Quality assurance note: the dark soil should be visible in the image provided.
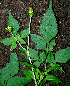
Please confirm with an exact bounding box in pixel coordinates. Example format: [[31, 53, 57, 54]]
[[0, 0, 70, 86]]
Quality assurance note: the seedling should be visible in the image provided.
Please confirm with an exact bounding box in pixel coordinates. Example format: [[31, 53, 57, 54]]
[[0, 0, 70, 86]]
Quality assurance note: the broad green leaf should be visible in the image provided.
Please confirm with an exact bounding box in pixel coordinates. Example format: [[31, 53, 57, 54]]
[[21, 28, 29, 38], [7, 76, 29, 86], [30, 34, 46, 50], [29, 48, 39, 60], [10, 52, 18, 62], [0, 53, 19, 85], [0, 38, 12, 46], [42, 74, 63, 84], [0, 53, 19, 79], [33, 61, 41, 67], [8, 11, 20, 35], [11, 41, 17, 50], [39, 51, 46, 62], [18, 61, 34, 68], [11, 35, 16, 41], [55, 47, 70, 63], [6, 53, 19, 76], [48, 40, 56, 51], [39, 0, 58, 44], [15, 34, 26, 44], [19, 48, 28, 58], [6, 62, 19, 76], [10, 35, 17, 50], [47, 51, 54, 63], [0, 75, 10, 85], [21, 69, 34, 81]]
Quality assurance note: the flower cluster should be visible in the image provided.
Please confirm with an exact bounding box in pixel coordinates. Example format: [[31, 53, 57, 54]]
[[6, 26, 12, 32]]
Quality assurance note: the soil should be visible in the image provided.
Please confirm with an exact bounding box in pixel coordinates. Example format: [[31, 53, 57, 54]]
[[0, 0, 70, 86]]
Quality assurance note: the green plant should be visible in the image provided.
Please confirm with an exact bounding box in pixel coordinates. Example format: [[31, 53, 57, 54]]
[[0, 0, 70, 86]]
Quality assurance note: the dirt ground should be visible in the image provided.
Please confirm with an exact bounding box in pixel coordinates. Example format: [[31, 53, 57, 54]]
[[0, 0, 70, 86]]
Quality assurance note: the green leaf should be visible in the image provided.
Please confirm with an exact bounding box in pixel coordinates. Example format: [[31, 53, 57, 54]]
[[21, 28, 29, 38], [44, 64, 59, 74], [0, 53, 19, 81], [0, 38, 12, 46], [0, 33, 26, 50], [43, 74, 63, 84], [6, 62, 19, 76], [21, 69, 34, 81], [30, 34, 46, 50], [0, 53, 19, 85], [10, 52, 18, 62], [6, 53, 19, 76], [10, 35, 17, 50], [39, 51, 46, 62], [45, 63, 64, 75], [29, 48, 39, 60], [50, 63, 60, 71], [8, 10, 20, 35], [7, 76, 29, 86], [0, 75, 6, 85], [33, 61, 41, 67], [15, 34, 26, 44], [18, 61, 34, 68], [0, 82, 3, 86], [55, 47, 70, 63], [39, 0, 58, 44], [0, 71, 11, 83], [48, 40, 56, 51], [11, 41, 17, 50], [19, 48, 28, 58], [47, 51, 54, 63]]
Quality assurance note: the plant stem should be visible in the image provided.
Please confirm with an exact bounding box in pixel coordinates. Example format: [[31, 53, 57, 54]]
[[45, 43, 49, 71], [27, 16, 37, 86], [11, 33, 25, 50], [27, 16, 31, 64]]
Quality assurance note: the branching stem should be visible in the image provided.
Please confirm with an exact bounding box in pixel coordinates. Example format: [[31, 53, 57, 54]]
[[11, 33, 25, 50]]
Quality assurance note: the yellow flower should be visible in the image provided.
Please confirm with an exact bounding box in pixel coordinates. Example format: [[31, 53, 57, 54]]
[[6, 26, 12, 32]]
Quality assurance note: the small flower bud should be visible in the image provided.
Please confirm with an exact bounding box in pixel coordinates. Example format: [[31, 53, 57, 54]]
[[27, 8, 36, 17], [28, 8, 33, 17]]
